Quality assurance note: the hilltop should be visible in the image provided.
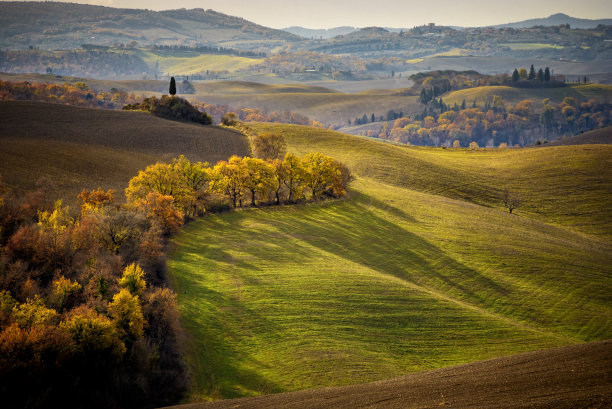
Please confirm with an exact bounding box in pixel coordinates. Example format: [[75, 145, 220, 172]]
[[0, 100, 250, 201]]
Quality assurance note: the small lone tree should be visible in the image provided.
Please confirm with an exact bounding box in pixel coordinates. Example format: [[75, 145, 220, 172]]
[[169, 77, 176, 96], [502, 189, 522, 214]]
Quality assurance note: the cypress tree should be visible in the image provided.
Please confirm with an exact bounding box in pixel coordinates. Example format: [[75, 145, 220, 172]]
[[528, 65, 535, 80], [169, 76, 176, 95], [537, 68, 544, 81], [544, 67, 551, 82], [512, 68, 519, 82]]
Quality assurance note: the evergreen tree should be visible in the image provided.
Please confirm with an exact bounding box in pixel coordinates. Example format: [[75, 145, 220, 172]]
[[169, 77, 176, 96], [528, 65, 536, 80], [537, 68, 544, 81], [544, 67, 551, 82], [461, 99, 466, 110], [371, 113, 376, 123], [512, 68, 519, 82]]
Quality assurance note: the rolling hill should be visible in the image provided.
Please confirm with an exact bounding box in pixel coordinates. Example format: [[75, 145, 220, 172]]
[[167, 123, 612, 399], [442, 84, 612, 106], [0, 101, 250, 201], [542, 126, 612, 146], [0, 1, 300, 50]]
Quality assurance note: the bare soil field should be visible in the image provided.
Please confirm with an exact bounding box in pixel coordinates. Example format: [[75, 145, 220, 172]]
[[542, 126, 612, 146], [166, 340, 611, 409], [0, 101, 249, 201]]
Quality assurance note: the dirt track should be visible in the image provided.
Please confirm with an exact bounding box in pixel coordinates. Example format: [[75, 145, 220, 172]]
[[166, 340, 611, 409]]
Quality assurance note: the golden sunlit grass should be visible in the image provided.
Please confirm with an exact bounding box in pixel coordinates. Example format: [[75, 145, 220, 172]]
[[443, 84, 612, 105]]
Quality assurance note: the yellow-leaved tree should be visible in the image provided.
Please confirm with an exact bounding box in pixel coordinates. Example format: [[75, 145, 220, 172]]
[[107, 289, 144, 345], [118, 263, 147, 296]]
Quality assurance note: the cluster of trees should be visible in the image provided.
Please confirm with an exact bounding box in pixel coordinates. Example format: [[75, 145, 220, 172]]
[[127, 147, 352, 212], [0, 80, 138, 109], [0, 50, 149, 78], [509, 65, 565, 88], [123, 96, 212, 125], [213, 107, 313, 127], [368, 96, 612, 147], [0, 177, 188, 408], [351, 109, 404, 126]]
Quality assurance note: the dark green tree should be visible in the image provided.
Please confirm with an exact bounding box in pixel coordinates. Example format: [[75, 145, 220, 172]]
[[537, 68, 544, 81], [169, 77, 176, 96], [528, 65, 536, 80], [512, 68, 519, 82], [544, 67, 551, 82], [371, 113, 376, 123]]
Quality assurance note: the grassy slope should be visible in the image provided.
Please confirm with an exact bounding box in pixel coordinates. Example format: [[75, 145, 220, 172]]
[[443, 84, 612, 105], [168, 124, 612, 399], [543, 125, 612, 146], [134, 50, 261, 75], [0, 101, 250, 201]]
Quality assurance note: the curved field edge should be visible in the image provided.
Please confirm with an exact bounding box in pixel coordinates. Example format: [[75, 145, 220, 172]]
[[168, 340, 612, 409], [169, 177, 611, 399]]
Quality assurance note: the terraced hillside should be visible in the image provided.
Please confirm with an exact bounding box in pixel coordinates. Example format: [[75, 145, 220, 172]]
[[168, 123, 612, 399], [0, 101, 250, 201]]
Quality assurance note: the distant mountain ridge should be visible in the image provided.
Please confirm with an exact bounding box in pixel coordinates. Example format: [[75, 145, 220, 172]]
[[284, 13, 611, 37], [493, 13, 612, 29]]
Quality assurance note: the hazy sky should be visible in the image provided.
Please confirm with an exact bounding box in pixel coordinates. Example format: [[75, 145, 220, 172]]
[[8, 0, 612, 28]]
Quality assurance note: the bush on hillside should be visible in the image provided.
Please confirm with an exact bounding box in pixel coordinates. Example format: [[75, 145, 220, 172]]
[[123, 95, 212, 125]]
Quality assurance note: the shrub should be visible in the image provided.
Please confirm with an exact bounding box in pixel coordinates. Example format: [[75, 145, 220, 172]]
[[123, 96, 212, 125]]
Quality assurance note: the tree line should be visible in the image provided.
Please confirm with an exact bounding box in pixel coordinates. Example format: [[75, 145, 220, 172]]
[[126, 143, 352, 215], [0, 80, 138, 110]]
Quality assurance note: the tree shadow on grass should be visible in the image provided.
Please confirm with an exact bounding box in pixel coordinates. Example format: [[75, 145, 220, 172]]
[[267, 193, 510, 303]]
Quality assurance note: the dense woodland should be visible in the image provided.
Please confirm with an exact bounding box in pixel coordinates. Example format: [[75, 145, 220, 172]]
[[364, 96, 612, 147]]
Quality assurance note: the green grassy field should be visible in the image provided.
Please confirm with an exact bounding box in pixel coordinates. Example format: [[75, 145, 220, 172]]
[[168, 123, 612, 400], [134, 50, 262, 75], [443, 84, 612, 106], [500, 43, 565, 50]]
